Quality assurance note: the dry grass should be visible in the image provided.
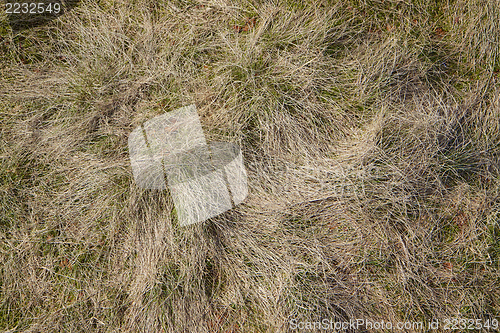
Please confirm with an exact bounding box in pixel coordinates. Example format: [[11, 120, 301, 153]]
[[1, 0, 500, 332]]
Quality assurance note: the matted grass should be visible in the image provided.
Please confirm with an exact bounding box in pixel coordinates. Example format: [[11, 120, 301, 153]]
[[1, 0, 499, 332]]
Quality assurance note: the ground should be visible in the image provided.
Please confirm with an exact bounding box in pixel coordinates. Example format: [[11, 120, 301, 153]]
[[0, 0, 499, 332]]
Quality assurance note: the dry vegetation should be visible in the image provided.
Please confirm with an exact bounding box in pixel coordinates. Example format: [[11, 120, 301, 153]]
[[1, 0, 500, 332]]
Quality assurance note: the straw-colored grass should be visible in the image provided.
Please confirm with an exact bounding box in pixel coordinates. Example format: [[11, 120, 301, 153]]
[[1, 0, 499, 332]]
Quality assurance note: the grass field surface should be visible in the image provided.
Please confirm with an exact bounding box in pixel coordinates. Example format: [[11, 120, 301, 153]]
[[1, 0, 499, 332]]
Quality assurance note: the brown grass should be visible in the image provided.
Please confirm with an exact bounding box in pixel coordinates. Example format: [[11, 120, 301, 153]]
[[1, 0, 500, 332]]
